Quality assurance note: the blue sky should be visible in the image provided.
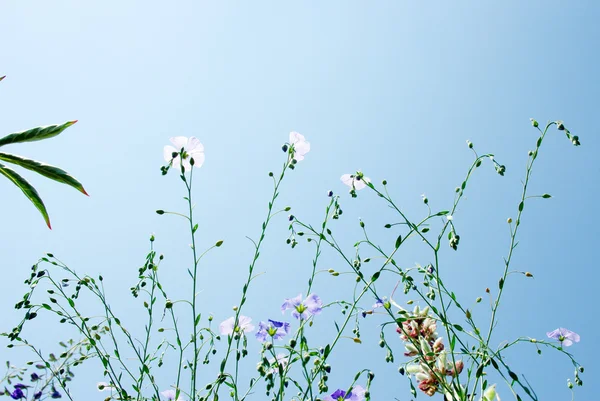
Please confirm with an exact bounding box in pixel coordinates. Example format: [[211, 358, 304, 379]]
[[1, 1, 598, 400]]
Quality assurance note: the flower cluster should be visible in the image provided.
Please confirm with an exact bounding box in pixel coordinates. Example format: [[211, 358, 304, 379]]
[[3, 383, 62, 400], [398, 306, 463, 397]]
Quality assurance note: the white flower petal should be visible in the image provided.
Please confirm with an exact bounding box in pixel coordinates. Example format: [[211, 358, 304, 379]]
[[189, 150, 205, 168], [353, 177, 370, 190], [340, 174, 355, 187], [164, 145, 178, 162], [170, 136, 188, 150], [187, 137, 204, 153], [289, 132, 305, 144], [219, 317, 235, 335]]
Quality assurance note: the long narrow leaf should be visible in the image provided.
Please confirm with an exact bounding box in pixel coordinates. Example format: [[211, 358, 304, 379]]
[[0, 152, 88, 195], [0, 120, 77, 148], [0, 162, 51, 229]]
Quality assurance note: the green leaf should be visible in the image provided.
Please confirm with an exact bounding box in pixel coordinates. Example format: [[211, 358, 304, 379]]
[[0, 152, 88, 195], [395, 235, 402, 248], [0, 120, 77, 148], [0, 162, 51, 228], [0, 75, 5, 82]]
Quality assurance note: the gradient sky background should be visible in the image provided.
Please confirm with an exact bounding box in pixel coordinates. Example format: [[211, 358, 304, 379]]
[[1, 1, 598, 400]]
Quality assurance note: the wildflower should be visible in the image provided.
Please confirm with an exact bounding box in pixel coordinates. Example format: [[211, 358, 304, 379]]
[[340, 173, 371, 191], [482, 384, 499, 401], [219, 315, 255, 336], [255, 319, 290, 342], [323, 385, 366, 401], [281, 293, 323, 319], [289, 132, 310, 161], [161, 389, 185, 401], [163, 136, 205, 171], [546, 327, 580, 346], [30, 373, 39, 381], [10, 386, 25, 400], [268, 353, 289, 375], [372, 297, 386, 309]]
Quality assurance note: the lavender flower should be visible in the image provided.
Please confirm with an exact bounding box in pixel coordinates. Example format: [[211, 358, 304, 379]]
[[268, 353, 289, 375], [219, 315, 255, 336], [323, 385, 366, 401], [281, 294, 323, 320], [547, 327, 580, 347], [255, 319, 290, 342], [161, 389, 185, 401]]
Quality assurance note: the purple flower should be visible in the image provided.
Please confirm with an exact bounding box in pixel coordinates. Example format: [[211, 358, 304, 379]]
[[362, 297, 386, 318], [255, 319, 290, 342], [30, 372, 40, 381], [50, 387, 62, 398], [281, 294, 322, 320], [323, 385, 366, 401], [13, 384, 27, 390], [34, 392, 42, 400], [10, 387, 25, 400], [547, 327, 580, 347]]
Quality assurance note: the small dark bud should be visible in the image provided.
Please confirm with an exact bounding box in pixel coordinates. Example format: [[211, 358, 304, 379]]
[[288, 215, 294, 221], [156, 210, 165, 215], [327, 190, 333, 197], [282, 144, 289, 152], [530, 118, 538, 128], [556, 121, 565, 130], [171, 152, 178, 159]]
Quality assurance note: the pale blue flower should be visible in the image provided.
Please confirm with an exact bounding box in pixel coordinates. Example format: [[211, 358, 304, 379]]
[[546, 327, 580, 347], [281, 294, 322, 320]]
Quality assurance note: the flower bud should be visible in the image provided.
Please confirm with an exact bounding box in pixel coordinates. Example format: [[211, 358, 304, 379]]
[[556, 121, 565, 130], [282, 144, 289, 152], [466, 140, 473, 148], [530, 118, 539, 128]]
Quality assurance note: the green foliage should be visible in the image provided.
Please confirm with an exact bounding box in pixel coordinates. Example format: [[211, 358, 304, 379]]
[[0, 76, 87, 229]]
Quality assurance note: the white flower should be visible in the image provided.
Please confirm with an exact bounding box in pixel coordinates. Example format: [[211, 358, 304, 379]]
[[289, 132, 310, 161], [97, 382, 112, 392], [340, 173, 371, 190], [268, 353, 289, 374], [219, 315, 255, 335], [482, 384, 500, 401], [163, 136, 205, 171], [161, 389, 185, 401]]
